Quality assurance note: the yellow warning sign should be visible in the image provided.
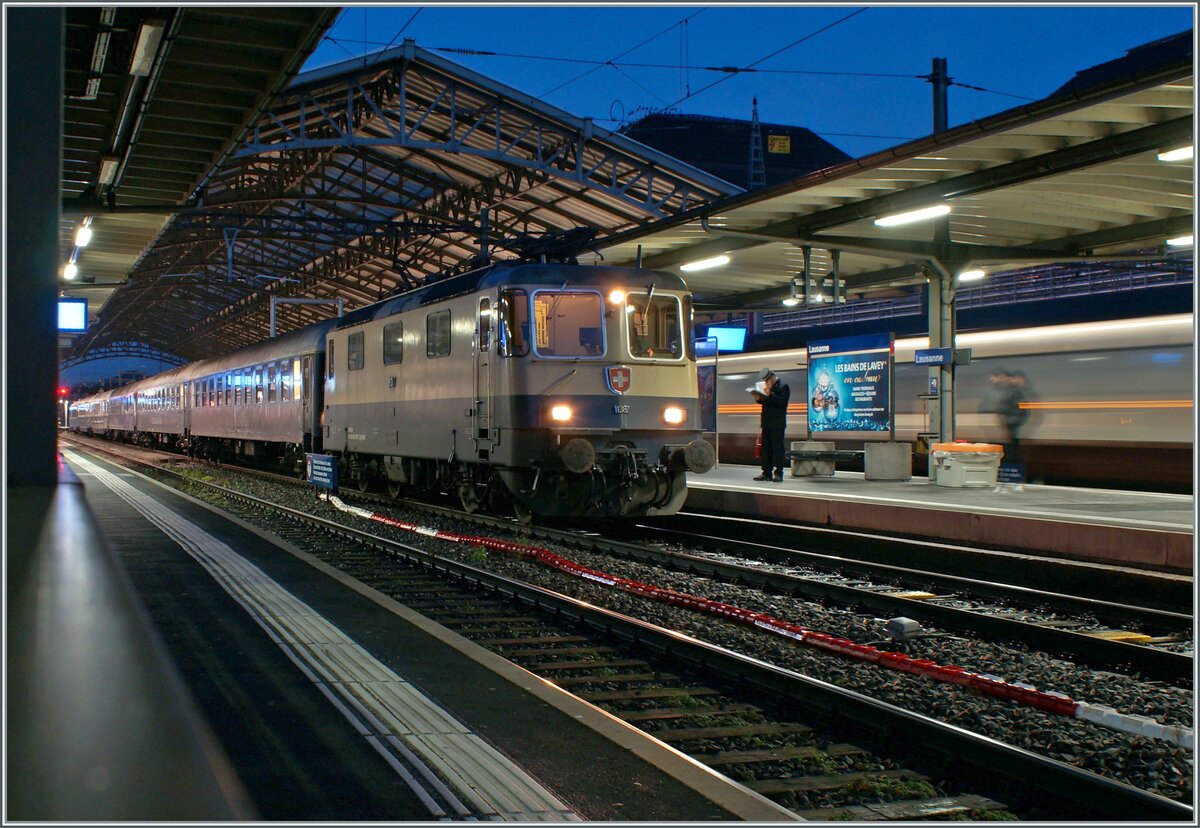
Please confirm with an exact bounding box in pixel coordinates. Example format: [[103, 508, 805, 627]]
[[767, 134, 791, 154]]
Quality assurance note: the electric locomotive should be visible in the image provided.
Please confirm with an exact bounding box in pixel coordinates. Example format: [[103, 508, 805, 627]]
[[323, 261, 715, 518]]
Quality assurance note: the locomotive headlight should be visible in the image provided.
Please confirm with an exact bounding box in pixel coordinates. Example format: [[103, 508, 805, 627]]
[[608, 289, 626, 305], [663, 405, 687, 425], [550, 404, 573, 422]]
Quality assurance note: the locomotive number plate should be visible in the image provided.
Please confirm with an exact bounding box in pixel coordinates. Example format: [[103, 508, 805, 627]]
[[612, 404, 631, 415]]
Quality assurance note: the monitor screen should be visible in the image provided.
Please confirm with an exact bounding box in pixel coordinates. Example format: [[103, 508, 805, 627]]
[[58, 299, 87, 332], [704, 326, 747, 352]]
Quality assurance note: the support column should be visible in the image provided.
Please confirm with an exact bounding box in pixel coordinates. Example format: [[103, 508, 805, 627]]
[[6, 8, 63, 487], [925, 270, 943, 443], [939, 269, 956, 442]]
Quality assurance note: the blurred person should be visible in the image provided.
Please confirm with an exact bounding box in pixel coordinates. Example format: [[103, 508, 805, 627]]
[[983, 368, 1031, 492]]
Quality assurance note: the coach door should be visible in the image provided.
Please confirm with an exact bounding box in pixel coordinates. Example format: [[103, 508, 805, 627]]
[[473, 297, 494, 455]]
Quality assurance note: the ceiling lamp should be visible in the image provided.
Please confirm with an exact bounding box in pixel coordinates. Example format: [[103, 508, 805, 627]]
[[1166, 234, 1193, 247], [63, 262, 78, 281], [1156, 145, 1193, 162], [874, 204, 951, 227], [781, 277, 801, 306], [75, 221, 93, 247], [957, 269, 985, 283], [680, 254, 730, 272], [129, 20, 165, 77], [98, 155, 120, 185]]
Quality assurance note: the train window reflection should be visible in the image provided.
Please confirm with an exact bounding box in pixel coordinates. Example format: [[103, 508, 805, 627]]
[[531, 290, 604, 358], [383, 321, 403, 365], [348, 331, 365, 371], [499, 289, 529, 357], [427, 309, 451, 358], [627, 292, 683, 360]]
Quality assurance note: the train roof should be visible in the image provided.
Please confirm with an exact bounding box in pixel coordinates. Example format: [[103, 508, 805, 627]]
[[335, 261, 689, 330]]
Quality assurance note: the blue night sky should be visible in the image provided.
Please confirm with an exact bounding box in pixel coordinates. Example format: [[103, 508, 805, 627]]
[[305, 4, 1194, 158]]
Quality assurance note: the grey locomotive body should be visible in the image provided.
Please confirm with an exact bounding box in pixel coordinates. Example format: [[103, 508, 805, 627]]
[[323, 261, 714, 517]]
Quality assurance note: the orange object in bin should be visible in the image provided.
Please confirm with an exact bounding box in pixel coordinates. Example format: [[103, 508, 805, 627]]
[[930, 442, 1002, 454]]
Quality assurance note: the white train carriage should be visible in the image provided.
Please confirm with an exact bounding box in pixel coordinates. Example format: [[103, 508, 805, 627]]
[[68, 389, 113, 435], [185, 321, 334, 467], [323, 262, 714, 517]]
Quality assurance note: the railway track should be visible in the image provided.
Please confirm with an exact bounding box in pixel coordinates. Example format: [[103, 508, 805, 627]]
[[61, 437, 1194, 821]]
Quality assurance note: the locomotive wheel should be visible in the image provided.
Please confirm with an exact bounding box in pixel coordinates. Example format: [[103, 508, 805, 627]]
[[356, 475, 370, 493], [459, 482, 480, 514], [512, 498, 533, 526], [387, 479, 403, 499]]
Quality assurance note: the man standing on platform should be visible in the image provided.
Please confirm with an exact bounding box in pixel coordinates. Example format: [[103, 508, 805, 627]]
[[751, 368, 790, 482]]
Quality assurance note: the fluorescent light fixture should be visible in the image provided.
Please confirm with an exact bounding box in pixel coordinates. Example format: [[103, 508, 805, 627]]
[[63, 262, 78, 280], [129, 20, 165, 77], [1156, 145, 1193, 162], [680, 254, 730, 272], [98, 155, 119, 185], [957, 269, 985, 282], [1166, 234, 1193, 247], [781, 277, 801, 306], [75, 224, 93, 247], [781, 296, 800, 307], [874, 203, 951, 227]]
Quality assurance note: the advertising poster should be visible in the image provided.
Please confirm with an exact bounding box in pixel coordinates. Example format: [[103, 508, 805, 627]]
[[807, 332, 893, 435]]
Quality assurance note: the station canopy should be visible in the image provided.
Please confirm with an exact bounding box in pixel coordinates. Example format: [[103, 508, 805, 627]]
[[583, 39, 1194, 310], [63, 38, 738, 364], [63, 27, 1192, 366]]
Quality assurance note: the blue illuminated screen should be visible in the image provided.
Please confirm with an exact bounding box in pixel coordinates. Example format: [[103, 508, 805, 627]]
[[705, 326, 747, 352], [58, 299, 87, 332]]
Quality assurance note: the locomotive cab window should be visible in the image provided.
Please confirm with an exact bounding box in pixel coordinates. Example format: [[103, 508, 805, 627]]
[[348, 331, 365, 371], [498, 289, 529, 357], [531, 290, 604, 358], [426, 310, 451, 358], [627, 292, 683, 360]]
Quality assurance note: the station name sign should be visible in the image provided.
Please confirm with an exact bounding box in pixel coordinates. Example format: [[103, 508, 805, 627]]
[[914, 347, 952, 366], [306, 453, 338, 490]]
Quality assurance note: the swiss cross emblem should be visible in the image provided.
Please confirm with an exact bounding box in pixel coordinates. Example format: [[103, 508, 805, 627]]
[[606, 366, 631, 395]]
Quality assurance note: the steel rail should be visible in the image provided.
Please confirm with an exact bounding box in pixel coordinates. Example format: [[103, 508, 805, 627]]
[[149, 467, 1191, 822]]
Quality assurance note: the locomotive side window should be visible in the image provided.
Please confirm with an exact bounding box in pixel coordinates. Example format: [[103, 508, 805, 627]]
[[683, 295, 697, 360], [328, 340, 335, 381], [383, 321, 404, 364], [478, 298, 492, 351], [498, 289, 529, 357], [427, 310, 451, 358], [531, 290, 604, 358], [348, 331, 365, 371], [627, 292, 683, 360]]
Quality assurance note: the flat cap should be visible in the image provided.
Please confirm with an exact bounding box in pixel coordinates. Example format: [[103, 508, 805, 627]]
[[756, 368, 773, 380]]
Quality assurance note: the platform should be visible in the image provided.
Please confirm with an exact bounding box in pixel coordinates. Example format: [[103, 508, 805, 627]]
[[53, 447, 795, 821], [686, 464, 1194, 574]]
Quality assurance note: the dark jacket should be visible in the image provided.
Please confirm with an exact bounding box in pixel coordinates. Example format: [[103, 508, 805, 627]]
[[758, 381, 790, 431]]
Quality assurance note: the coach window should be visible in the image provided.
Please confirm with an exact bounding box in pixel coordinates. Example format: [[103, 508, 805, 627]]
[[267, 363, 277, 403], [244, 368, 252, 404], [348, 331, 365, 371], [383, 321, 403, 365], [225, 373, 233, 405], [426, 310, 451, 358], [328, 340, 335, 382], [215, 376, 223, 406], [282, 359, 294, 401], [531, 290, 604, 358], [498, 289, 529, 357], [302, 357, 311, 402], [255, 367, 263, 404], [627, 291, 683, 361]]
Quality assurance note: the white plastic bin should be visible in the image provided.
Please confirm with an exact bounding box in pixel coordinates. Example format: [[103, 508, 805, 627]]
[[930, 442, 1003, 487]]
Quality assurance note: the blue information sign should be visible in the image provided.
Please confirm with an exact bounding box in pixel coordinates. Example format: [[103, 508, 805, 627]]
[[807, 332, 894, 436], [914, 347, 953, 366], [306, 453, 338, 490]]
